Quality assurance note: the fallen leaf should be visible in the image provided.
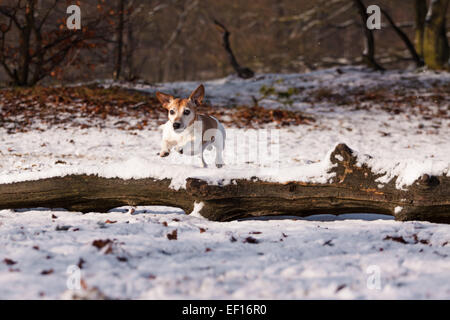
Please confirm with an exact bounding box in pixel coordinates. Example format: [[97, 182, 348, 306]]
[[3, 258, 17, 266], [41, 269, 54, 275], [92, 239, 114, 254], [167, 230, 178, 240], [383, 235, 408, 244], [412, 234, 430, 245], [243, 237, 259, 244], [336, 284, 346, 292]]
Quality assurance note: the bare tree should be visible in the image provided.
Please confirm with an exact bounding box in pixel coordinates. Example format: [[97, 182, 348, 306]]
[[0, 0, 115, 86]]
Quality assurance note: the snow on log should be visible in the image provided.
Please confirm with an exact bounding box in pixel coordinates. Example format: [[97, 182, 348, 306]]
[[0, 144, 448, 223]]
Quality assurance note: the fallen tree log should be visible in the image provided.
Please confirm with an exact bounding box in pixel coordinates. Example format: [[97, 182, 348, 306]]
[[0, 144, 449, 223]]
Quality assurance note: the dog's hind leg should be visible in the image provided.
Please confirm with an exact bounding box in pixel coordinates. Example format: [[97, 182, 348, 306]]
[[201, 156, 207, 168], [201, 151, 208, 168], [214, 141, 225, 168], [200, 142, 210, 168]]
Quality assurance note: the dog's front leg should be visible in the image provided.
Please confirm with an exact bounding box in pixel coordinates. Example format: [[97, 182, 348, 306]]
[[215, 146, 224, 168], [201, 152, 207, 168], [158, 140, 174, 157]]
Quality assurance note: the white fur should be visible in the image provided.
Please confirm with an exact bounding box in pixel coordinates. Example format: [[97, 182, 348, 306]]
[[160, 117, 226, 168]]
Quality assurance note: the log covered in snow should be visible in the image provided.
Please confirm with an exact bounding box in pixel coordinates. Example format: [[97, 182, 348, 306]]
[[0, 144, 448, 223]]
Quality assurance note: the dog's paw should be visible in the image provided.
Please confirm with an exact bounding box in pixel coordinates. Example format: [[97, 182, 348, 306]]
[[159, 151, 170, 157]]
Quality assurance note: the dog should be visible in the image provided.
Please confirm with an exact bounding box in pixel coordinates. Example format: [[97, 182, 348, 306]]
[[155, 84, 226, 168]]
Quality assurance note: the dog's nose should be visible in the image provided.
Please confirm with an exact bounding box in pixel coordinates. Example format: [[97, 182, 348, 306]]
[[173, 122, 181, 130]]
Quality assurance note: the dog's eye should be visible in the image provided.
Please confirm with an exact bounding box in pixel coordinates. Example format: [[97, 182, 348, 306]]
[[169, 110, 175, 115], [183, 109, 190, 115]]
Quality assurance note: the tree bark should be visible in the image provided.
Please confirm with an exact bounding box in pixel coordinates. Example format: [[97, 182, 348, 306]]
[[414, 0, 428, 59], [423, 0, 450, 70], [0, 144, 449, 224]]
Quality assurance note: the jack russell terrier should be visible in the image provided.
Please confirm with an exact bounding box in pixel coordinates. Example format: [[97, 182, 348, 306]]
[[156, 84, 226, 168]]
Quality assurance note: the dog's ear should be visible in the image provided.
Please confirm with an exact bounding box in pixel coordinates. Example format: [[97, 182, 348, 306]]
[[189, 84, 204, 105], [156, 92, 173, 108]]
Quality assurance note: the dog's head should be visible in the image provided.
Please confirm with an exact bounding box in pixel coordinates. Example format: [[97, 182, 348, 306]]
[[156, 84, 204, 133]]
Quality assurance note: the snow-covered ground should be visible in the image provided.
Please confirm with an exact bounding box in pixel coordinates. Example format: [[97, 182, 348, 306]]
[[0, 67, 449, 299], [1, 208, 449, 299]]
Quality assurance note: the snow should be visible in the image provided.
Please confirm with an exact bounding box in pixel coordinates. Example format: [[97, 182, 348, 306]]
[[120, 66, 450, 109], [190, 202, 205, 218], [0, 67, 449, 299], [0, 208, 449, 299], [394, 206, 403, 214]]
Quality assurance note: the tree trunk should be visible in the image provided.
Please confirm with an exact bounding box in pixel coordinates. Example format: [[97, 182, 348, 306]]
[[414, 0, 428, 58], [15, 0, 36, 86], [423, 0, 450, 70], [113, 0, 125, 80], [124, 12, 134, 81], [1, 144, 449, 224], [17, 28, 31, 86]]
